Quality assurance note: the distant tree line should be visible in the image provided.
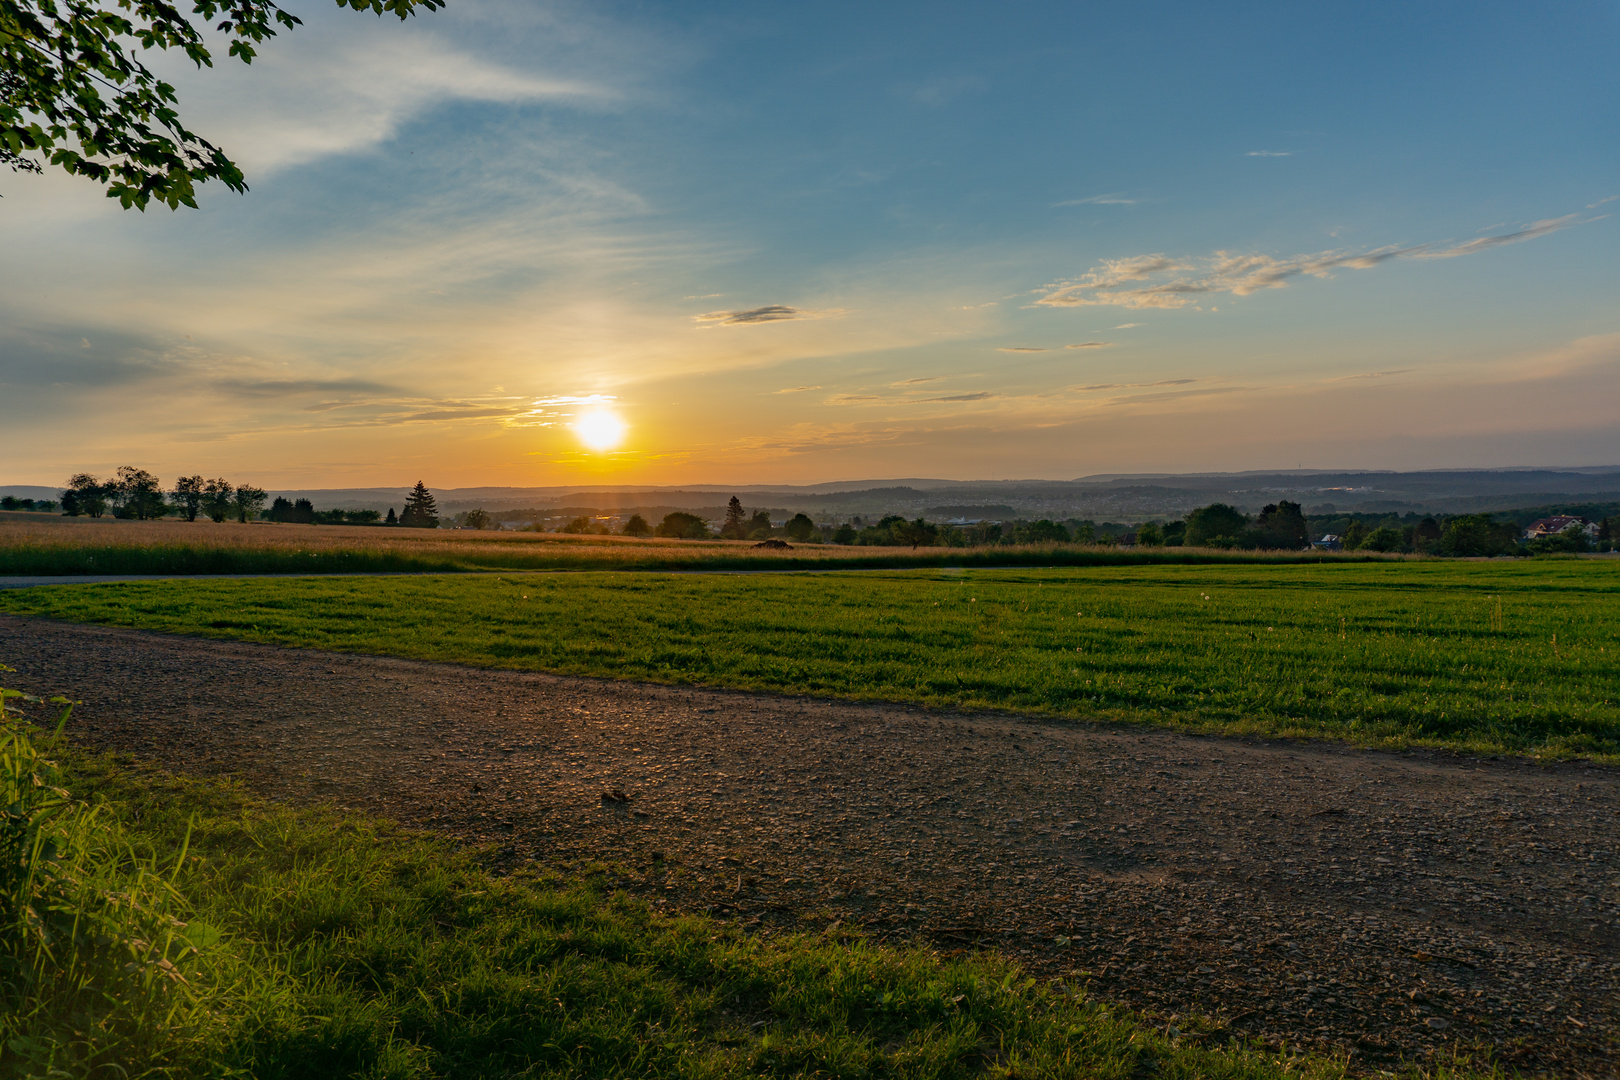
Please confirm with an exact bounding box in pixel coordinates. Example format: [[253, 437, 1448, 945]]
[[263, 498, 380, 526], [1, 496, 58, 513], [50, 470, 447, 528], [58, 468, 267, 522]]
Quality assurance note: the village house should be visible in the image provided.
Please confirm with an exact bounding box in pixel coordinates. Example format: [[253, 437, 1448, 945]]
[[1522, 515, 1599, 540]]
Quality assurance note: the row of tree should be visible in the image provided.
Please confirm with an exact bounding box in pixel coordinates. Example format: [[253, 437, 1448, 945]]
[[262, 482, 442, 528], [50, 470, 446, 529], [1, 496, 58, 512], [59, 468, 267, 522]]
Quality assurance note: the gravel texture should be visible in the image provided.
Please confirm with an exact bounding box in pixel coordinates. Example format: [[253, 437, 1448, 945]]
[[4, 614, 1617, 1076]]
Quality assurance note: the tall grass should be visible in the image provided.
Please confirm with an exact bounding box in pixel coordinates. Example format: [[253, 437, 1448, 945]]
[[1, 674, 239, 1077], [1, 672, 1488, 1079], [0, 515, 1396, 575]]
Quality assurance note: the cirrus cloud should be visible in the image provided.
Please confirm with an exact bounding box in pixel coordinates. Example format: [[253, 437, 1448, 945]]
[[693, 304, 847, 326], [1035, 213, 1601, 310]]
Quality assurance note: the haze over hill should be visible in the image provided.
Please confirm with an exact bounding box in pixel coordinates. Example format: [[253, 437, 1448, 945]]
[[14, 468, 1616, 524]]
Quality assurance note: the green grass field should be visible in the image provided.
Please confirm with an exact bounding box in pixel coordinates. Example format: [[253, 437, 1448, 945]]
[[5, 719, 1434, 1080], [5, 560, 1616, 758]]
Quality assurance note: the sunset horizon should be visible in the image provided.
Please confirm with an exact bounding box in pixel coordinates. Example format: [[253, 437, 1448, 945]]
[[4, 2, 1616, 489]]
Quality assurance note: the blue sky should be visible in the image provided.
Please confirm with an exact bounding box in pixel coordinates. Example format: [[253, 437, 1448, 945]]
[[2, 0, 1617, 487]]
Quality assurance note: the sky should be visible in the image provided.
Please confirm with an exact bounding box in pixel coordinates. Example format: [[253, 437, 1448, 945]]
[[2, 0, 1618, 489]]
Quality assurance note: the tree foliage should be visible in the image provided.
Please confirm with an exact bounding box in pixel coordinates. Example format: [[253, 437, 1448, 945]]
[[1438, 514, 1519, 557], [61, 472, 109, 517], [1, 0, 444, 209], [559, 515, 606, 535], [170, 474, 203, 521], [720, 496, 747, 540], [201, 477, 233, 522], [227, 484, 262, 522], [111, 465, 164, 519], [783, 513, 817, 542], [654, 512, 709, 539], [1184, 503, 1249, 548], [1253, 500, 1308, 550], [621, 513, 652, 538], [399, 481, 438, 529]]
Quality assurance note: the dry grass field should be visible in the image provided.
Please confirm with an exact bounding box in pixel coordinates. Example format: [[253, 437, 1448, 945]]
[[0, 512, 1380, 574]]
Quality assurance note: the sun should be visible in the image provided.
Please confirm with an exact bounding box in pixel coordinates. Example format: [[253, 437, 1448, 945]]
[[574, 409, 627, 452]]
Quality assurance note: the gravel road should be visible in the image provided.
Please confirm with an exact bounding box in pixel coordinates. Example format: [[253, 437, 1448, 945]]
[[3, 614, 1615, 1077]]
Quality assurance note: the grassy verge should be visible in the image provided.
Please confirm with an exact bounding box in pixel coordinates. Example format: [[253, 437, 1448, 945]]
[[4, 561, 1617, 758], [4, 705, 1483, 1080]]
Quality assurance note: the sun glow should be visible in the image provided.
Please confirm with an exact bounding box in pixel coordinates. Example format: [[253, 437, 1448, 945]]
[[574, 409, 628, 452]]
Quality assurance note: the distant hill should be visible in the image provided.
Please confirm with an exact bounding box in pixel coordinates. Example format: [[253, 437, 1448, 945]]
[[6, 468, 1620, 524]]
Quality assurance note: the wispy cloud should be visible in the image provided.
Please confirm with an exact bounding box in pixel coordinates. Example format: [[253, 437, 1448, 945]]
[[824, 393, 883, 404], [215, 377, 398, 399], [1410, 216, 1588, 260], [1036, 214, 1599, 310], [774, 385, 822, 394], [1587, 195, 1618, 210], [355, 393, 620, 428], [891, 376, 944, 386], [163, 29, 613, 174], [997, 346, 1047, 352], [1065, 341, 1112, 349], [1054, 193, 1137, 206], [1114, 323, 1141, 329], [917, 391, 995, 402], [693, 304, 846, 326], [1072, 379, 1196, 392], [1245, 150, 1292, 157], [1333, 369, 1411, 381]]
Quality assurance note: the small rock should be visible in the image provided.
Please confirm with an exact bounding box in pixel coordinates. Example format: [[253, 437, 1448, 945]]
[[1425, 1017, 1450, 1030]]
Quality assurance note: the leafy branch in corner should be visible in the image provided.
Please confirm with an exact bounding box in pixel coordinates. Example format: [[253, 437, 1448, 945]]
[[0, 0, 445, 209]]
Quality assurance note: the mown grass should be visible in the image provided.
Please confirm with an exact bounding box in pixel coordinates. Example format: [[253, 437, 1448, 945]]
[[4, 708, 1481, 1080], [0, 514, 1395, 575], [4, 561, 1617, 759]]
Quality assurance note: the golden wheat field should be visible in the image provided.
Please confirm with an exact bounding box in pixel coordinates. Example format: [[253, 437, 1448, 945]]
[[0, 511, 1377, 575]]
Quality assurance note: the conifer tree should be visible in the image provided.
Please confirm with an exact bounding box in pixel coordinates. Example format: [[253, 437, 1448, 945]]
[[721, 496, 747, 539], [400, 482, 439, 528]]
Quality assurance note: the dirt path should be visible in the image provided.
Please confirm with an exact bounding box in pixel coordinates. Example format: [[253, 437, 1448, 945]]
[[3, 614, 1615, 1077]]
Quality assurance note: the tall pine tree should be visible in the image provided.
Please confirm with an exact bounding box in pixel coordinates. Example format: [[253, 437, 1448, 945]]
[[399, 482, 439, 529], [721, 496, 747, 539]]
